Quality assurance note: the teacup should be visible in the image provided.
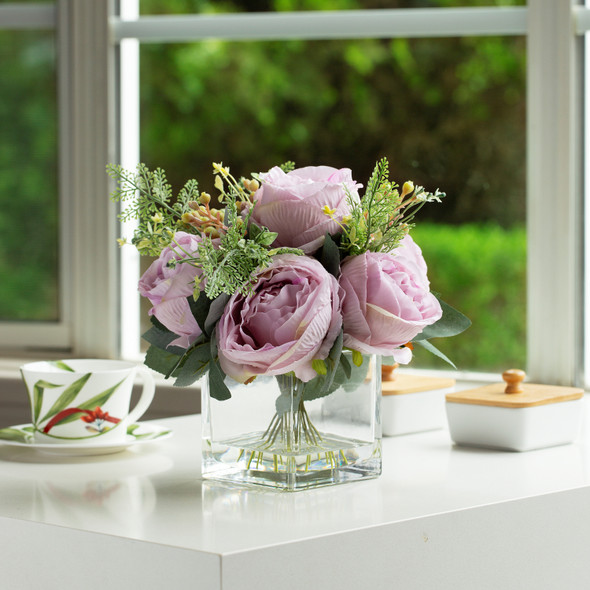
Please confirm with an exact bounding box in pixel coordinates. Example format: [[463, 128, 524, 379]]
[[20, 359, 155, 444]]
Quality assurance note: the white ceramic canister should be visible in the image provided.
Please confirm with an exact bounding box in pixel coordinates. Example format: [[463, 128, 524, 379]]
[[382, 365, 455, 436], [445, 369, 584, 452]]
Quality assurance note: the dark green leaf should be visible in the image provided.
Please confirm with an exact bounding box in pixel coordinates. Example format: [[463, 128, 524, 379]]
[[38, 374, 91, 424], [144, 344, 183, 378], [301, 330, 344, 401], [174, 342, 211, 387], [207, 333, 232, 401], [142, 322, 186, 356], [317, 233, 341, 277], [204, 293, 230, 336], [189, 292, 213, 336], [339, 352, 352, 379], [415, 339, 457, 369], [413, 298, 471, 342], [207, 360, 232, 401]]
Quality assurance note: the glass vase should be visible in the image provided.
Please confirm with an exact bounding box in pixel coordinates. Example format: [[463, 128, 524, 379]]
[[201, 353, 382, 491]]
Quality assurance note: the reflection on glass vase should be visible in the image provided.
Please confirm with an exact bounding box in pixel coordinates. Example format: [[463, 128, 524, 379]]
[[202, 353, 382, 491]]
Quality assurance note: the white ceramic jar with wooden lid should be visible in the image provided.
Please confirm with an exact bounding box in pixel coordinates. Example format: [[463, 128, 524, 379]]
[[382, 364, 455, 436], [446, 369, 584, 452]]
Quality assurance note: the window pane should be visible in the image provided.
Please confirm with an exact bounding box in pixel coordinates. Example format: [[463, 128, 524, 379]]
[[0, 30, 58, 321], [139, 35, 526, 373], [140, 0, 526, 15]]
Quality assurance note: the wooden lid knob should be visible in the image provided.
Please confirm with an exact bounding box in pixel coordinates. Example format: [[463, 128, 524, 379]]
[[502, 369, 526, 394], [382, 363, 399, 381]]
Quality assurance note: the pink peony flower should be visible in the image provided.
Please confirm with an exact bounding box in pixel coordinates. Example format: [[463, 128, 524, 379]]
[[138, 232, 202, 349], [339, 235, 442, 363], [216, 254, 342, 383], [249, 165, 362, 254]]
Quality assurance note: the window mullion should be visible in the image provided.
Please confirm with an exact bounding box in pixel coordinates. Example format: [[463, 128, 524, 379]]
[[58, 0, 119, 358], [113, 7, 527, 43], [526, 0, 585, 385]]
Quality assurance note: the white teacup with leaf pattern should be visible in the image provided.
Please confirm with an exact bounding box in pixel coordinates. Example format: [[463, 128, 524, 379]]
[[21, 359, 155, 444]]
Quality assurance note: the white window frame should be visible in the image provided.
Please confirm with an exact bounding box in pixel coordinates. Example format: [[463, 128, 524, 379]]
[[1, 1, 588, 387]]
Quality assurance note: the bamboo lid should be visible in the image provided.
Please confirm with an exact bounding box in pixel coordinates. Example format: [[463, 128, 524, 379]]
[[445, 369, 584, 408], [382, 364, 455, 396]]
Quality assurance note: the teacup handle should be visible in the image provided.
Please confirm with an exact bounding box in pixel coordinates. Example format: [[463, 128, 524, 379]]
[[126, 367, 155, 425]]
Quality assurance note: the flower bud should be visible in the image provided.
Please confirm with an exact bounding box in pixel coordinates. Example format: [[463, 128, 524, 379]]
[[199, 192, 211, 205], [243, 178, 260, 192], [402, 181, 414, 197]]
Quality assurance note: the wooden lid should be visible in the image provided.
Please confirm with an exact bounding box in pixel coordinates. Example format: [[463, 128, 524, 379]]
[[445, 369, 584, 408], [382, 364, 455, 396]]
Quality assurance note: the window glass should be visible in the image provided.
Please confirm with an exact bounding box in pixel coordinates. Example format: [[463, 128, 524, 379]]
[[139, 34, 526, 372], [0, 30, 59, 321]]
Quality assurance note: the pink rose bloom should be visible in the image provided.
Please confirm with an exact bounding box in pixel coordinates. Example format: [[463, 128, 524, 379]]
[[138, 231, 202, 349], [339, 235, 442, 363], [216, 254, 342, 383], [250, 165, 362, 254]]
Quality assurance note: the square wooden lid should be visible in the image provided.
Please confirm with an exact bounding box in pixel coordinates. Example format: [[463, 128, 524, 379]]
[[445, 369, 583, 408], [381, 367, 455, 396]]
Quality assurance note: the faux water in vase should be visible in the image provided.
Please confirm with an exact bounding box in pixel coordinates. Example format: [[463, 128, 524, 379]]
[[201, 353, 382, 491]]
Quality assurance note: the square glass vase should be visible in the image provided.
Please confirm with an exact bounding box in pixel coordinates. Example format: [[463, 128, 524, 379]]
[[201, 353, 382, 491]]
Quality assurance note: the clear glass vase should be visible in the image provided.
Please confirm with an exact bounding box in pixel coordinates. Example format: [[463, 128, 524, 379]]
[[201, 353, 382, 491]]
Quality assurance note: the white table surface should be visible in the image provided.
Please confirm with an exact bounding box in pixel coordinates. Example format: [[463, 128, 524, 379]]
[[2, 398, 590, 590]]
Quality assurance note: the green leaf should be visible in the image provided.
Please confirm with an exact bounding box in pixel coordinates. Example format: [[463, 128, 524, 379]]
[[189, 292, 229, 338], [204, 293, 230, 336], [38, 374, 91, 424], [413, 298, 471, 342], [54, 378, 128, 425], [415, 339, 457, 369], [249, 222, 278, 246], [339, 352, 352, 379], [207, 334, 232, 401], [174, 342, 212, 387], [317, 233, 341, 277], [144, 344, 183, 378], [341, 353, 371, 393], [301, 330, 344, 401], [142, 321, 186, 355], [189, 292, 212, 336], [207, 360, 232, 401]]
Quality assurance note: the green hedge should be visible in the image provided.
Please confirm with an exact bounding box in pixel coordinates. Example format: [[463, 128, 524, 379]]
[[411, 222, 526, 372]]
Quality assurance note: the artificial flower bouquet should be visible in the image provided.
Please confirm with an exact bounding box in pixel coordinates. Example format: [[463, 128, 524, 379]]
[[109, 159, 469, 490]]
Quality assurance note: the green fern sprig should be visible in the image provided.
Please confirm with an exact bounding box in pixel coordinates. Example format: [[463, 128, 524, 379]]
[[337, 157, 444, 256]]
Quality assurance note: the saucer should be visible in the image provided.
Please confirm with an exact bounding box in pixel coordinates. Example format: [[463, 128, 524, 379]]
[[0, 422, 173, 456]]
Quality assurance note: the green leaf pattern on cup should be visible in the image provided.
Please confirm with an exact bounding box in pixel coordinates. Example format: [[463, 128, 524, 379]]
[[0, 426, 34, 444], [24, 373, 128, 438], [37, 374, 92, 425], [51, 361, 75, 372], [31, 380, 61, 425], [48, 378, 127, 427]]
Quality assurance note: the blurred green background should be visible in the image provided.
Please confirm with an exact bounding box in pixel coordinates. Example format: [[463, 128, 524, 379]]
[[1, 0, 526, 372]]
